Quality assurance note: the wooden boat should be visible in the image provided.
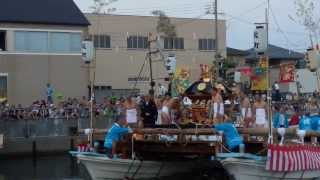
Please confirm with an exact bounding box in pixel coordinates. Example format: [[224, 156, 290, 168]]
[[217, 127, 320, 180], [73, 152, 198, 180], [74, 127, 222, 180], [77, 127, 320, 180], [221, 157, 320, 180]]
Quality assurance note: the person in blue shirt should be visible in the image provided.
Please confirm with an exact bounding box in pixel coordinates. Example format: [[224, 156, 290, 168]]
[[299, 114, 313, 131], [273, 106, 289, 128], [104, 113, 131, 158], [46, 83, 54, 104], [214, 123, 243, 151]]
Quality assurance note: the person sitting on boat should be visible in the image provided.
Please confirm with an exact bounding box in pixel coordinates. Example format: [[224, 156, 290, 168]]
[[273, 106, 289, 128], [253, 95, 267, 128], [104, 113, 132, 158]]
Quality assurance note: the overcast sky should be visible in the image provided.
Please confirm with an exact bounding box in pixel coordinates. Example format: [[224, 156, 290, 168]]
[[74, 0, 319, 51]]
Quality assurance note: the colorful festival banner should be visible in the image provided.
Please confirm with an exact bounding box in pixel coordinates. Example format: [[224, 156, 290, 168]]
[[279, 63, 295, 83], [259, 56, 268, 69], [250, 56, 268, 91], [251, 74, 267, 91], [171, 67, 191, 97]]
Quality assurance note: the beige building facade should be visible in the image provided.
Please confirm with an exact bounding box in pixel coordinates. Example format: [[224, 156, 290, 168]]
[[0, 0, 90, 105], [86, 14, 226, 97], [0, 24, 89, 105]]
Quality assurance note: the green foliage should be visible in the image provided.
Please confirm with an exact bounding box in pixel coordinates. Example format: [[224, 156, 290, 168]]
[[290, 0, 320, 37], [152, 10, 177, 37], [222, 60, 236, 69], [90, 0, 118, 14]]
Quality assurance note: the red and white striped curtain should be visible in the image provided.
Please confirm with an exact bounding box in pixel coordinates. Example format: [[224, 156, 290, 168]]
[[266, 144, 320, 172]]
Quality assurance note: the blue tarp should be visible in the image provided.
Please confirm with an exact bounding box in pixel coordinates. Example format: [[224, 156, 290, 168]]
[[214, 123, 243, 150]]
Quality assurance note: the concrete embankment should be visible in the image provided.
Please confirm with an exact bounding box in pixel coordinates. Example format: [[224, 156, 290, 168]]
[[0, 118, 111, 156], [0, 136, 88, 156]]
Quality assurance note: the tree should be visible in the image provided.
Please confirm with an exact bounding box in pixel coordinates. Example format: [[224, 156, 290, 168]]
[[151, 10, 177, 37], [90, 0, 117, 14], [290, 0, 320, 46]]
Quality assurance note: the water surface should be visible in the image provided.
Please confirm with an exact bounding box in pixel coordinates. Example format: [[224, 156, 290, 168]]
[[0, 154, 90, 180]]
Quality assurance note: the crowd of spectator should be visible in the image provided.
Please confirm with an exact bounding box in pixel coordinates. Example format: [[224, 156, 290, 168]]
[[0, 96, 130, 121]]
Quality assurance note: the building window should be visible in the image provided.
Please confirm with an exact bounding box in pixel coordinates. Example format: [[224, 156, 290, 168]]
[[127, 36, 148, 49], [50, 32, 81, 53], [0, 31, 6, 51], [0, 74, 7, 102], [93, 35, 111, 49], [14, 31, 81, 53], [164, 37, 184, 50], [199, 39, 215, 50], [15, 31, 48, 52]]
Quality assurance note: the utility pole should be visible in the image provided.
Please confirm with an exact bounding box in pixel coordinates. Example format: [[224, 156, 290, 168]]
[[215, 0, 219, 57], [147, 33, 157, 96], [213, 0, 220, 83], [253, 0, 271, 143], [148, 47, 154, 96]]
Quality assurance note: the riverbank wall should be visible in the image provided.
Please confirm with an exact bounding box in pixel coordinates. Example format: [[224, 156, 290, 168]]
[[0, 118, 111, 156]]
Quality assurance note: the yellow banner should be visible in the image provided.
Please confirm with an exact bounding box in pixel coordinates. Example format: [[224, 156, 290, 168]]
[[251, 74, 267, 91], [259, 56, 268, 69]]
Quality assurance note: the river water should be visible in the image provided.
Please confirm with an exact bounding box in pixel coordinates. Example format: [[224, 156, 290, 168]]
[[0, 154, 230, 180], [0, 154, 91, 180]]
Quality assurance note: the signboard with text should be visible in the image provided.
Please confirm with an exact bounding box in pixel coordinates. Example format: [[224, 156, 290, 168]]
[[254, 24, 268, 53]]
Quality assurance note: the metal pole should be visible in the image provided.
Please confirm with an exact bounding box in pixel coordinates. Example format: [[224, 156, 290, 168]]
[[89, 67, 95, 147], [266, 0, 273, 144], [89, 40, 97, 147]]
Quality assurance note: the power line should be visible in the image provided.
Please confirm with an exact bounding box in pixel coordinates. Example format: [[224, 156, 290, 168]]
[[114, 1, 211, 12], [269, 6, 296, 48], [116, 3, 209, 12], [225, 13, 308, 36], [227, 0, 267, 22]]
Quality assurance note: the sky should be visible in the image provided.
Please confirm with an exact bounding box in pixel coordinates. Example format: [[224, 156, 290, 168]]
[[74, 0, 319, 52]]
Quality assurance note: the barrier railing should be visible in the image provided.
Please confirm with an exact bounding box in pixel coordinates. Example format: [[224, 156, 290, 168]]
[[0, 117, 113, 138]]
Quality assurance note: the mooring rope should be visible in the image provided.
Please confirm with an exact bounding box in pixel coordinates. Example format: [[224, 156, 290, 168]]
[[131, 160, 143, 179]]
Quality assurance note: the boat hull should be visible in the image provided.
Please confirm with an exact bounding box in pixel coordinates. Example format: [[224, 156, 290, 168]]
[[78, 155, 196, 180], [222, 158, 320, 180]]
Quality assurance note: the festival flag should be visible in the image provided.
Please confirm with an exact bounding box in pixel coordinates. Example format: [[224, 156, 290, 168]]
[[279, 63, 295, 83]]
